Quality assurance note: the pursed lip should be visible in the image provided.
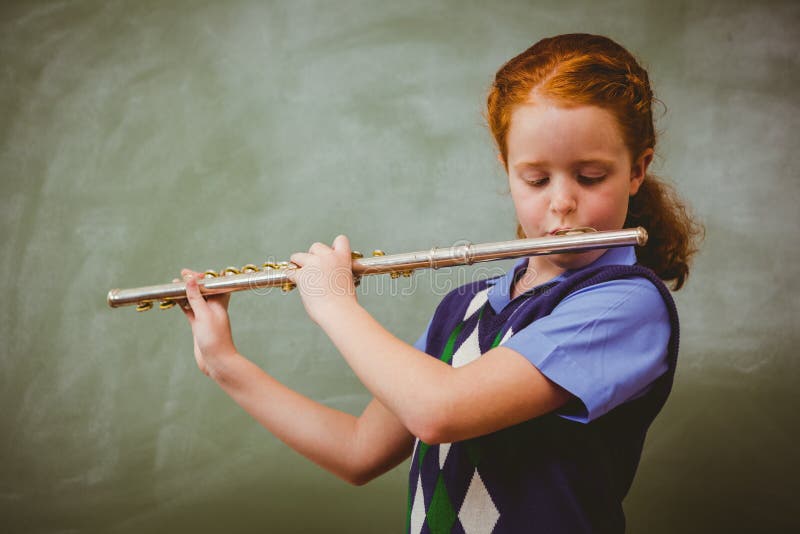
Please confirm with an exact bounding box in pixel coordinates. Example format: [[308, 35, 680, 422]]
[[549, 227, 574, 235]]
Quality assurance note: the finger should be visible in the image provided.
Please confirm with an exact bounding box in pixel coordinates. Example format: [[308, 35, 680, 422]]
[[172, 277, 195, 317], [183, 271, 207, 319], [179, 299, 194, 319], [289, 252, 312, 267], [308, 241, 331, 254], [181, 268, 203, 279]]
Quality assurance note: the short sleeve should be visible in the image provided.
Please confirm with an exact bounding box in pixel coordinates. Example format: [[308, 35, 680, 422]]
[[501, 277, 671, 423], [412, 318, 432, 353]]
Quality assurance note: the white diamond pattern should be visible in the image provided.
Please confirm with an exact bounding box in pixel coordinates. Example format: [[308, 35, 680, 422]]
[[458, 469, 500, 534], [451, 320, 481, 368], [499, 327, 514, 346], [463, 288, 490, 319], [439, 442, 451, 470], [409, 474, 425, 534], [416, 285, 503, 533]]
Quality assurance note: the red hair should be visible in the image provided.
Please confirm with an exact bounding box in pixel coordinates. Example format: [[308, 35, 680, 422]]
[[486, 34, 702, 290]]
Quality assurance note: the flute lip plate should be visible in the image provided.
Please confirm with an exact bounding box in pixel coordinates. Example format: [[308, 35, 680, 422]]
[[636, 227, 648, 246]]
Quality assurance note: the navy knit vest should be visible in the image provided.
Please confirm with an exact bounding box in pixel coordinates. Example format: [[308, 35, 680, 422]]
[[407, 264, 680, 534]]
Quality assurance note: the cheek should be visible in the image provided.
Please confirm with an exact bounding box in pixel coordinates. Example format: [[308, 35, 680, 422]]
[[508, 182, 526, 209], [511, 188, 545, 217], [591, 188, 631, 224]]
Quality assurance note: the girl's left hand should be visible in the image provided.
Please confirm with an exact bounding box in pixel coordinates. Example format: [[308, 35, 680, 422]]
[[175, 269, 237, 377], [288, 234, 358, 325]]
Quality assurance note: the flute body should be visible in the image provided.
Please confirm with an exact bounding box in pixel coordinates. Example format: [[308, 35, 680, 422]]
[[107, 227, 647, 311]]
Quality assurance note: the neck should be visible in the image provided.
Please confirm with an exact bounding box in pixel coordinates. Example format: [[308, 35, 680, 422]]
[[511, 258, 565, 299]]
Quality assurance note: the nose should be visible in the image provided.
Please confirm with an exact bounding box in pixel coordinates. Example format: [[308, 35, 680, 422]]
[[549, 179, 577, 215]]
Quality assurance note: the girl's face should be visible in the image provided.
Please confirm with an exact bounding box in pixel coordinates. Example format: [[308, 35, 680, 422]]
[[505, 100, 651, 276]]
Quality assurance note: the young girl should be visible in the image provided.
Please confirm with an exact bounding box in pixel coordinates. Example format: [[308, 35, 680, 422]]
[[178, 34, 700, 533]]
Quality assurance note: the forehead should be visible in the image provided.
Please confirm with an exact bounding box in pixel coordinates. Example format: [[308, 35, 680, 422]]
[[506, 102, 629, 166]]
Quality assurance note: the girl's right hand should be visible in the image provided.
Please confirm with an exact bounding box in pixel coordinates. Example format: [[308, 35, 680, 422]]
[[176, 269, 238, 377]]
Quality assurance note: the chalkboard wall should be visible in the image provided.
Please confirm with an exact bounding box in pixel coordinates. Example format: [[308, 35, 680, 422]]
[[1, 1, 798, 532]]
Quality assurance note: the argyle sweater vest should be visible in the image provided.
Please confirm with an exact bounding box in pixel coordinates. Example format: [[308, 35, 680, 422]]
[[406, 265, 680, 534]]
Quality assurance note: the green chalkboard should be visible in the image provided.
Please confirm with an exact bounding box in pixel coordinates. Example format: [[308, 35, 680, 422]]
[[1, 1, 798, 532]]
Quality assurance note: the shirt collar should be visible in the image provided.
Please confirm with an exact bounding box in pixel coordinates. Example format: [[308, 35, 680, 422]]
[[486, 245, 638, 313]]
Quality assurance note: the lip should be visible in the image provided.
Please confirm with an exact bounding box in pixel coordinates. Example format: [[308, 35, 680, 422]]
[[549, 227, 573, 235]]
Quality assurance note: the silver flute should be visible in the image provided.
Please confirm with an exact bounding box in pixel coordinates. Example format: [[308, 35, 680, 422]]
[[107, 227, 647, 311]]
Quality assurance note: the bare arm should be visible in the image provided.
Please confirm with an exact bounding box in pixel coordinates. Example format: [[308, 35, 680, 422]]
[[318, 303, 571, 444], [179, 270, 414, 486], [289, 237, 572, 445]]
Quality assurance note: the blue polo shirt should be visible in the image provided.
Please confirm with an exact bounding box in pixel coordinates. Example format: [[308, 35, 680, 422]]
[[413, 246, 671, 423]]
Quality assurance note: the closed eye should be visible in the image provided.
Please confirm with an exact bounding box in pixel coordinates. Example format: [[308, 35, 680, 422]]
[[578, 175, 605, 185], [525, 176, 549, 187]]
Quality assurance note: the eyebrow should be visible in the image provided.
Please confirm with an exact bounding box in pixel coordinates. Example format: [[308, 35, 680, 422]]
[[574, 158, 616, 167], [513, 158, 616, 171]]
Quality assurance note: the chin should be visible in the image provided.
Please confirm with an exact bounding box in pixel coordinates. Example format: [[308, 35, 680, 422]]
[[548, 249, 606, 270]]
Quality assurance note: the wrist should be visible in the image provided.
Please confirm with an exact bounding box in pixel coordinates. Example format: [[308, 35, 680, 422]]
[[206, 350, 242, 383], [314, 298, 363, 330]]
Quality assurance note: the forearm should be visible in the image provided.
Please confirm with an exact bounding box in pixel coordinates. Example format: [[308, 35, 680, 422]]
[[286, 237, 563, 445], [317, 302, 454, 441], [210, 352, 369, 484], [180, 264, 410, 483]]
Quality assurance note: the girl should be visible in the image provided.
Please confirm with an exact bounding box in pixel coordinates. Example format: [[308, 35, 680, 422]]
[[178, 34, 701, 533]]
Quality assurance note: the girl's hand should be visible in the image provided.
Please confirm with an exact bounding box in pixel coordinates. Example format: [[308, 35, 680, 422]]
[[176, 269, 237, 377], [288, 235, 358, 325]]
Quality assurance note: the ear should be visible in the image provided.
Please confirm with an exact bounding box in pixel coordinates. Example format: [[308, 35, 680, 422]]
[[629, 148, 653, 196]]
